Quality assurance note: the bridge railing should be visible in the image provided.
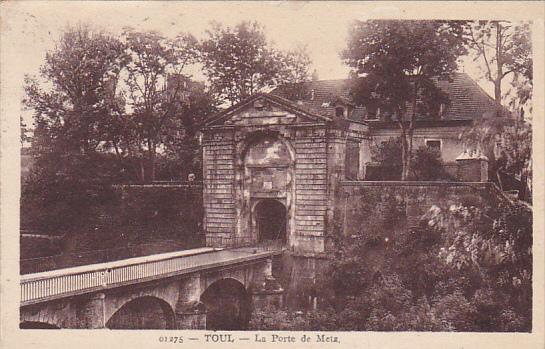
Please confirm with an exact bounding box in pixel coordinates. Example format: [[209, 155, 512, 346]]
[[206, 236, 286, 251], [21, 247, 215, 306], [20, 246, 281, 307]]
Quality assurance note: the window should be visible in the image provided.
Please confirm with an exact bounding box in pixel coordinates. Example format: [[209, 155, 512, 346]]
[[335, 106, 345, 118], [425, 139, 442, 153]]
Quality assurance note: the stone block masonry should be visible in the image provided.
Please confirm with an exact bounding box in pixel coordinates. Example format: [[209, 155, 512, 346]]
[[293, 130, 329, 253], [202, 131, 236, 246], [337, 181, 506, 238]]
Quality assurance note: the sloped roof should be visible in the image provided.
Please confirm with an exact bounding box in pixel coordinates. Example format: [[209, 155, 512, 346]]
[[272, 72, 499, 121], [431, 73, 498, 119], [272, 79, 357, 119]]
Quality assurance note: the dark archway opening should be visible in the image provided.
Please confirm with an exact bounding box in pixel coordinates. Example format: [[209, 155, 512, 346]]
[[200, 278, 251, 330], [106, 296, 175, 329], [20, 321, 60, 329], [255, 199, 287, 244]]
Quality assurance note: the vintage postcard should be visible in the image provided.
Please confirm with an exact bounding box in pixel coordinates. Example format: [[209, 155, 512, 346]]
[[1, 1, 544, 348]]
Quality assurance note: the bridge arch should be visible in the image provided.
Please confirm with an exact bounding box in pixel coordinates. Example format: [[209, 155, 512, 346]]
[[200, 278, 251, 330], [106, 296, 176, 329]]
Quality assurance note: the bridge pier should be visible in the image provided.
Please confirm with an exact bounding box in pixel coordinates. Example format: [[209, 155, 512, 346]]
[[175, 276, 206, 329], [249, 258, 284, 310], [176, 301, 207, 329], [76, 292, 106, 329]]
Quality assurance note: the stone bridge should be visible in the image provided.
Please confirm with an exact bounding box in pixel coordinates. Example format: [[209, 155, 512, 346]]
[[20, 247, 284, 329]]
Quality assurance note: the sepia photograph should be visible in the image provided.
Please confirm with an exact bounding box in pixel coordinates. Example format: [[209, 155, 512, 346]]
[[1, 1, 543, 347]]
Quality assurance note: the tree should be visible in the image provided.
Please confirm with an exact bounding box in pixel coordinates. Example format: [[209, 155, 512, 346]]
[[369, 137, 452, 181], [24, 25, 127, 155], [161, 80, 218, 180], [20, 115, 32, 147], [274, 44, 314, 101], [467, 21, 532, 116], [22, 25, 128, 230], [199, 21, 313, 105], [342, 20, 467, 180], [430, 201, 532, 330], [464, 22, 532, 200], [462, 117, 532, 201], [121, 28, 199, 182]]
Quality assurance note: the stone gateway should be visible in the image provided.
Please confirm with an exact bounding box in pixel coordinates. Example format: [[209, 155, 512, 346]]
[[201, 74, 496, 255]]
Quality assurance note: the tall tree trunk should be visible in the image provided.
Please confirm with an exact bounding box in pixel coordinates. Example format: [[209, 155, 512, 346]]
[[139, 157, 145, 183], [495, 21, 503, 116], [150, 147, 156, 182], [400, 127, 408, 181], [405, 79, 418, 180], [407, 128, 414, 180], [398, 100, 409, 181], [147, 139, 156, 182]]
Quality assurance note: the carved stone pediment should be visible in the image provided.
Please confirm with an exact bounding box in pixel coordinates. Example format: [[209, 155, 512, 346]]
[[206, 94, 330, 128]]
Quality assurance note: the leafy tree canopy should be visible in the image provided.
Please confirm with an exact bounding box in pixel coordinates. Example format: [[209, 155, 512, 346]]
[[24, 25, 127, 155], [341, 20, 468, 180], [199, 21, 313, 105], [342, 20, 467, 117]]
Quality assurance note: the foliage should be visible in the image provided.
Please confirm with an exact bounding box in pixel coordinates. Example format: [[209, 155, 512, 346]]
[[371, 138, 402, 167], [21, 143, 121, 232], [275, 45, 314, 101], [410, 146, 454, 181], [462, 117, 532, 200], [199, 21, 313, 105], [161, 81, 217, 180], [118, 28, 201, 182], [369, 137, 452, 181], [464, 21, 532, 200], [22, 25, 128, 231], [22, 25, 213, 246], [342, 20, 468, 180], [253, 199, 532, 332], [24, 25, 127, 154]]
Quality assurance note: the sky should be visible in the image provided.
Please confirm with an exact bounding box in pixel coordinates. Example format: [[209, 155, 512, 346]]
[[2, 2, 368, 82], [2, 0, 539, 134]]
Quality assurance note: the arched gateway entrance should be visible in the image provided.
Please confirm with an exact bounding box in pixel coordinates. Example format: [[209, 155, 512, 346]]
[[237, 133, 295, 246], [254, 199, 287, 243]]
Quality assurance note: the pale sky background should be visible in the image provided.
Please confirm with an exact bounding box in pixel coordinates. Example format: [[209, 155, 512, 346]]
[[1, 1, 536, 133]]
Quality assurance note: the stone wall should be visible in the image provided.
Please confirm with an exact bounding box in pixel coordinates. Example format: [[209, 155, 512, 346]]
[[202, 130, 236, 246], [337, 181, 504, 238], [293, 127, 329, 253]]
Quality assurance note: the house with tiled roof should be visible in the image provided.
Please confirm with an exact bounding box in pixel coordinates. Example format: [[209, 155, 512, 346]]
[[272, 72, 499, 167], [200, 72, 497, 253]]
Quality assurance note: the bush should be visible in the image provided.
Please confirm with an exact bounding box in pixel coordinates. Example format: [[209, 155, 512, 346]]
[[367, 138, 453, 181], [410, 146, 454, 181], [254, 200, 532, 332]]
